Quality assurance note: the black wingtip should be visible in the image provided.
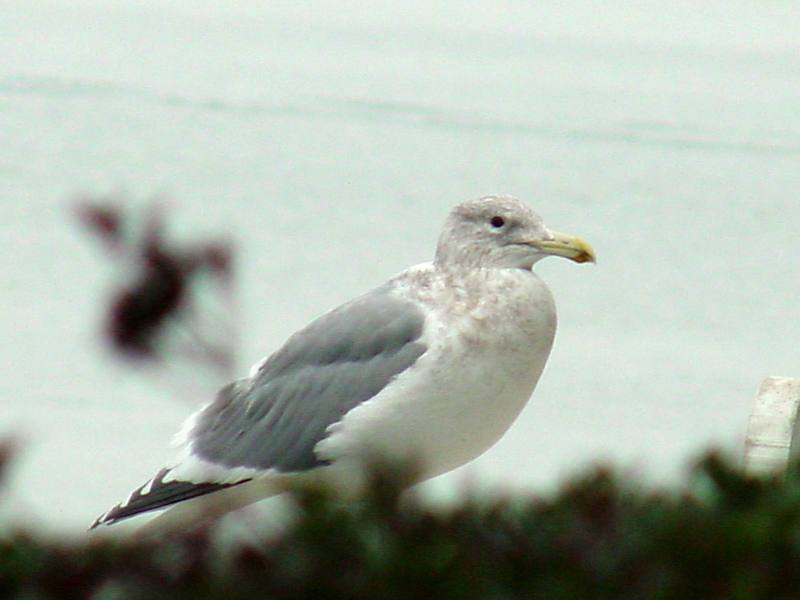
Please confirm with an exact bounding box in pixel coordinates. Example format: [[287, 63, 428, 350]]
[[90, 468, 251, 529]]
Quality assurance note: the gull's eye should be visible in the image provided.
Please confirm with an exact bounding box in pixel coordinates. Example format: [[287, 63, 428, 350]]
[[489, 216, 505, 228]]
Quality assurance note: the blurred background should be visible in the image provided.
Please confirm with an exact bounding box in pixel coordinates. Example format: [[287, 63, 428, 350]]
[[1, 0, 798, 532]]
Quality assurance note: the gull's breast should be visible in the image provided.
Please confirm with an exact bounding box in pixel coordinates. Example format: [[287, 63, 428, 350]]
[[315, 268, 557, 480]]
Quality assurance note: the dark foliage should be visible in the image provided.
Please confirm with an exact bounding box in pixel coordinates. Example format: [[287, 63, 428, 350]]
[[0, 439, 15, 489], [77, 201, 233, 363], [3, 454, 800, 599]]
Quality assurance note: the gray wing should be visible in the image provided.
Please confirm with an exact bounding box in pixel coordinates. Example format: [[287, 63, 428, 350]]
[[189, 282, 428, 472], [91, 282, 428, 529]]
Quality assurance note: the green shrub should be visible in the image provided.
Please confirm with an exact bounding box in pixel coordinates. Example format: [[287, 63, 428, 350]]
[[3, 453, 800, 599]]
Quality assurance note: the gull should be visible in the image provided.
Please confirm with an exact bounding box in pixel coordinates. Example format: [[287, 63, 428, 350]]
[[91, 195, 594, 533]]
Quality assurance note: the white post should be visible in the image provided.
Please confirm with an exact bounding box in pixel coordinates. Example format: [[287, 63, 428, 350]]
[[743, 377, 800, 475]]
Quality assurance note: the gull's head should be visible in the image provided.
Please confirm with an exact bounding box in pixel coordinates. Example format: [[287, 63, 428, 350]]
[[434, 195, 595, 271]]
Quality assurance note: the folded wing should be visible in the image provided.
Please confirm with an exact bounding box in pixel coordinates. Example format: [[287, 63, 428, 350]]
[[92, 282, 428, 528]]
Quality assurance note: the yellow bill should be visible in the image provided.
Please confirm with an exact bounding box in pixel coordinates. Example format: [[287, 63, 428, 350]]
[[532, 231, 596, 264]]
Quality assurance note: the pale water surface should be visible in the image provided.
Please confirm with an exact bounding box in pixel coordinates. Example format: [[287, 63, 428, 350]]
[[1, 1, 799, 532]]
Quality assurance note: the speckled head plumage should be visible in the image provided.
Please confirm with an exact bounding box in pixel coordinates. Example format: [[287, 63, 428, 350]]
[[435, 195, 595, 271]]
